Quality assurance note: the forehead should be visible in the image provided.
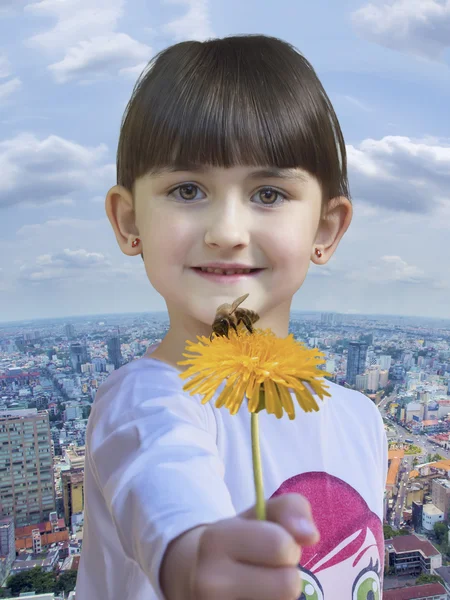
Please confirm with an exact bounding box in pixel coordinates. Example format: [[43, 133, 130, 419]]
[[141, 164, 314, 184]]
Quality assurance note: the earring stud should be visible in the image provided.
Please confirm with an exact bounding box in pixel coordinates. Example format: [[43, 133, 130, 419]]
[[315, 248, 322, 258], [131, 238, 140, 248]]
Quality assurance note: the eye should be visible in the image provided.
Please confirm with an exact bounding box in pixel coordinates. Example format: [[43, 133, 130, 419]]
[[298, 568, 323, 600], [220, 319, 228, 325], [251, 186, 286, 207], [352, 559, 381, 600], [169, 183, 206, 202]]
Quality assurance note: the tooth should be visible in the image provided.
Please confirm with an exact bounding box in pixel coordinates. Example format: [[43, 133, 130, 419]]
[[213, 268, 223, 274], [207, 268, 215, 273], [243, 269, 250, 273]]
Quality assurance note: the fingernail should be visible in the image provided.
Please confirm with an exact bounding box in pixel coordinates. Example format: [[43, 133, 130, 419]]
[[293, 518, 318, 537]]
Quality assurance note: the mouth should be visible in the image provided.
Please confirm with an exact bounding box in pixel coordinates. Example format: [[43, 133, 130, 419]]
[[190, 265, 265, 281], [192, 266, 263, 275]]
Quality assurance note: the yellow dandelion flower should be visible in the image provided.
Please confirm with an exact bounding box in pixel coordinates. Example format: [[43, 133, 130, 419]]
[[178, 326, 331, 521], [178, 328, 331, 420]]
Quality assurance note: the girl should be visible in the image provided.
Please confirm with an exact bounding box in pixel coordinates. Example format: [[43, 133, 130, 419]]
[[77, 34, 388, 600]]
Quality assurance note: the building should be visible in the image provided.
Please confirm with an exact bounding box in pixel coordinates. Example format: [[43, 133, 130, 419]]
[[379, 369, 389, 388], [0, 409, 56, 527], [383, 583, 447, 599], [70, 342, 90, 374], [10, 547, 59, 575], [431, 479, 450, 520], [406, 402, 424, 423], [65, 323, 76, 340], [15, 515, 68, 551], [107, 333, 123, 370], [2, 595, 58, 600], [61, 470, 84, 528], [367, 366, 380, 392], [386, 449, 404, 497], [0, 516, 15, 584], [422, 504, 444, 531], [61, 446, 85, 528], [63, 403, 82, 422], [355, 373, 368, 391], [346, 342, 368, 386], [380, 354, 392, 370], [385, 534, 442, 576]]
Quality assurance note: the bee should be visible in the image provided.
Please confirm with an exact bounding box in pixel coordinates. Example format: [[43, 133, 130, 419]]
[[210, 293, 260, 340]]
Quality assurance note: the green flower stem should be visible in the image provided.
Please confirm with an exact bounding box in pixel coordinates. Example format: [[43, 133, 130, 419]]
[[251, 412, 266, 521]]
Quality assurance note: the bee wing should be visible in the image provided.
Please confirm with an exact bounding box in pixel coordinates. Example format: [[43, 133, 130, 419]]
[[230, 293, 249, 314]]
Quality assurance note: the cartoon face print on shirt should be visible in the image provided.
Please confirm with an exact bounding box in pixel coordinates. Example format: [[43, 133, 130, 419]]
[[271, 472, 384, 600]]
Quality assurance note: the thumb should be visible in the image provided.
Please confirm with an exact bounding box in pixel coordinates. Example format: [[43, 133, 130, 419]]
[[241, 493, 320, 546]]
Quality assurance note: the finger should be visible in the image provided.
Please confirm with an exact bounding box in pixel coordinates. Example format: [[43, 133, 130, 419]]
[[232, 562, 302, 600], [213, 519, 301, 567], [242, 493, 320, 546]]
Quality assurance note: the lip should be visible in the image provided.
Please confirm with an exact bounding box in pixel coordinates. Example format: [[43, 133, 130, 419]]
[[190, 263, 265, 283], [194, 263, 258, 269]]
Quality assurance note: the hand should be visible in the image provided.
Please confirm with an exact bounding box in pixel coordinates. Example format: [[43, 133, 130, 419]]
[[161, 493, 319, 600]]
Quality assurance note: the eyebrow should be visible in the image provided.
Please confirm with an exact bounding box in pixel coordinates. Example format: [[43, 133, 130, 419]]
[[149, 165, 309, 183]]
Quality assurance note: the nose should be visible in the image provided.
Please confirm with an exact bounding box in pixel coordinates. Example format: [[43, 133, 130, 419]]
[[204, 201, 250, 250]]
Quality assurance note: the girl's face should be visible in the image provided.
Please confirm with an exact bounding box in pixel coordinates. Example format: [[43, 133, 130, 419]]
[[133, 165, 343, 335]]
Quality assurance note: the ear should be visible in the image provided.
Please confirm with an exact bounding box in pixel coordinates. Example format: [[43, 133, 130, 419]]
[[105, 185, 141, 257], [311, 196, 352, 265]]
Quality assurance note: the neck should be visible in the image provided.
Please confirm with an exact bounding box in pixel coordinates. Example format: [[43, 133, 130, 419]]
[[148, 302, 292, 369]]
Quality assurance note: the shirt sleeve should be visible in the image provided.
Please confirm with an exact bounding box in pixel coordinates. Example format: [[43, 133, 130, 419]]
[[86, 368, 236, 598]]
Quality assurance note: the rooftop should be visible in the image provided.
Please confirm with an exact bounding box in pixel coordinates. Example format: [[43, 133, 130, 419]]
[[383, 583, 447, 599], [385, 534, 440, 557], [423, 503, 443, 516]]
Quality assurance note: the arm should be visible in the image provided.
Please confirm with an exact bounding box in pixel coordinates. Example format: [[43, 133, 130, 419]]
[[87, 378, 236, 598]]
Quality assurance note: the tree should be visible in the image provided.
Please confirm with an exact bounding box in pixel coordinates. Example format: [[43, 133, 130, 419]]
[[384, 524, 396, 539], [434, 521, 448, 545], [416, 573, 444, 585], [5, 567, 56, 596], [55, 570, 78, 594]]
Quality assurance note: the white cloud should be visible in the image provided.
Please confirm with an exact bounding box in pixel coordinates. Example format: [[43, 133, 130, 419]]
[[0, 78, 22, 103], [19, 248, 111, 281], [17, 247, 145, 284], [352, 0, 450, 60], [25, 0, 152, 83], [347, 135, 450, 213], [48, 34, 151, 83], [164, 0, 215, 41], [0, 133, 115, 207], [346, 255, 427, 284], [25, 0, 124, 49]]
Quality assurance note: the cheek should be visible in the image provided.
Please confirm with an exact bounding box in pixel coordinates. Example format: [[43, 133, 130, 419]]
[[146, 212, 194, 264], [268, 223, 313, 270]]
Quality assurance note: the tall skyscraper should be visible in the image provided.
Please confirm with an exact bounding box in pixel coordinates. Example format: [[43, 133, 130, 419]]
[[107, 333, 123, 370], [346, 342, 368, 387], [70, 342, 90, 373], [380, 355, 392, 371], [65, 323, 76, 340], [0, 409, 56, 527]]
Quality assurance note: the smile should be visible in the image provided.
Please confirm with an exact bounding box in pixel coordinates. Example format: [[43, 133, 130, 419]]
[[191, 266, 264, 281], [199, 267, 253, 275]]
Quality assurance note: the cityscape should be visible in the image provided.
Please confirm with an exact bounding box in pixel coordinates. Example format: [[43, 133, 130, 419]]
[[0, 311, 449, 598]]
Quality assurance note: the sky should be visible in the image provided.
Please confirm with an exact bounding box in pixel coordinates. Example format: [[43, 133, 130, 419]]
[[0, 0, 449, 322]]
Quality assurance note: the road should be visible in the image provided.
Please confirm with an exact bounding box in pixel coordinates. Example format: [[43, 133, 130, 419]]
[[378, 391, 450, 528]]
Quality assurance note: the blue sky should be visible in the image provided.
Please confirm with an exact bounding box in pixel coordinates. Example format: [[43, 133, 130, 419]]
[[0, 0, 449, 322]]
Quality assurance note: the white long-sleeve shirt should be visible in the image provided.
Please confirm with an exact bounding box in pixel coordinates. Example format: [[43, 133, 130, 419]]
[[76, 356, 388, 600]]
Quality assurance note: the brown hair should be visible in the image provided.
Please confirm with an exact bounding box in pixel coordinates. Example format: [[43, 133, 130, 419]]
[[117, 34, 350, 202]]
